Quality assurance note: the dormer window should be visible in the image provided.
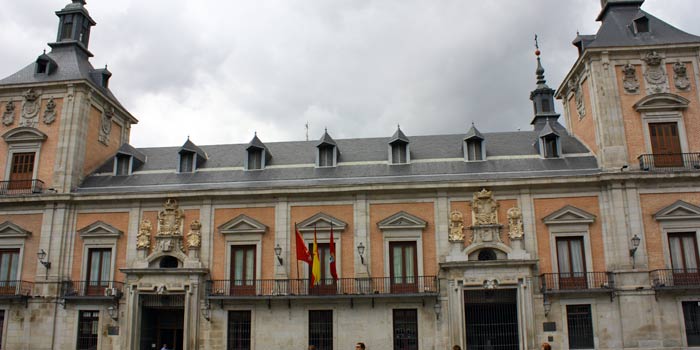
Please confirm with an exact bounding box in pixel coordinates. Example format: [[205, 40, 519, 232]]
[[37, 60, 48, 74], [178, 152, 194, 173], [114, 154, 132, 176], [390, 142, 408, 164], [466, 139, 484, 161], [634, 16, 650, 33], [247, 148, 263, 170], [542, 135, 560, 158], [35, 54, 57, 76], [318, 145, 335, 167], [245, 134, 270, 171], [177, 138, 206, 173]]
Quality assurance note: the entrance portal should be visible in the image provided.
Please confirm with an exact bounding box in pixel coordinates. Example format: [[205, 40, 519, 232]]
[[140, 294, 185, 350], [464, 289, 519, 350]]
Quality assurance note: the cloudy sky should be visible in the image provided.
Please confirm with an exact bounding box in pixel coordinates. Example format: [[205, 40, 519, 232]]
[[1, 0, 698, 147]]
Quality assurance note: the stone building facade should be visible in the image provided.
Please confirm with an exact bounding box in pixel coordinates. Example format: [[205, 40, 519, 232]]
[[1, 0, 700, 349]]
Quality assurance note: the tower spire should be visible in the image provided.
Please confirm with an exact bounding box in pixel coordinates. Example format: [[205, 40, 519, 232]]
[[49, 0, 97, 57], [529, 35, 560, 130]]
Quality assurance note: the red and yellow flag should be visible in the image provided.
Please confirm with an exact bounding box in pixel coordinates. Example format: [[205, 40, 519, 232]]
[[311, 226, 321, 286]]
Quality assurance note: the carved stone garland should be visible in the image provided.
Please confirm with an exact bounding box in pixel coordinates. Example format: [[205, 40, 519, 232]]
[[137, 219, 152, 250], [155, 198, 185, 254], [673, 62, 691, 91], [187, 220, 202, 248], [98, 106, 114, 145], [43, 98, 57, 125], [507, 206, 524, 240], [2, 101, 15, 126], [19, 89, 40, 128], [644, 51, 668, 94], [622, 64, 640, 94], [448, 210, 465, 242]]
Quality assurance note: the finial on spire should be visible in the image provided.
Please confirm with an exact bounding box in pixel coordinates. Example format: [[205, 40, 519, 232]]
[[43, 49, 46, 54], [534, 34, 540, 55], [397, 123, 401, 130], [324, 127, 328, 133], [534, 34, 546, 85]]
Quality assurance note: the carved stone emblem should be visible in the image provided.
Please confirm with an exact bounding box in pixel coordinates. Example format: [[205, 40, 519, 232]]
[[673, 62, 691, 91], [472, 189, 499, 226], [137, 219, 152, 250], [507, 207, 524, 240], [98, 106, 114, 145], [448, 210, 465, 242], [155, 198, 185, 253], [43, 98, 57, 125], [644, 51, 668, 93], [622, 64, 640, 94], [574, 82, 586, 118], [483, 279, 498, 290], [19, 89, 40, 128], [2, 101, 15, 126], [187, 220, 202, 248]]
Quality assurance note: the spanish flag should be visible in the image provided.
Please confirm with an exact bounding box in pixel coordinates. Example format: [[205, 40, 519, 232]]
[[311, 226, 321, 287]]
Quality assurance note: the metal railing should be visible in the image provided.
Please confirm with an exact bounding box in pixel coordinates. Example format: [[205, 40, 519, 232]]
[[206, 276, 439, 298], [650, 269, 700, 288], [61, 280, 124, 299], [540, 272, 613, 292], [0, 179, 45, 195], [638, 153, 700, 172], [0, 280, 33, 297]]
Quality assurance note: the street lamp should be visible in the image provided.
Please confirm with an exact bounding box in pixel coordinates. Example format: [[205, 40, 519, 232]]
[[357, 242, 365, 265], [630, 234, 641, 269], [37, 249, 51, 269], [274, 244, 283, 266]]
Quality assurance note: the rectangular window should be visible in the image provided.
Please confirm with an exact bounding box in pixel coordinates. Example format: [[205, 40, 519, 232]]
[[393, 309, 418, 350], [683, 301, 700, 346], [392, 143, 407, 164], [309, 310, 333, 350], [649, 122, 682, 167], [86, 248, 111, 296], [61, 15, 74, 40], [0, 249, 19, 295], [669, 232, 700, 286], [227, 311, 252, 350], [115, 155, 131, 176], [79, 18, 90, 46], [318, 146, 335, 167], [390, 241, 417, 293], [556, 237, 587, 289], [466, 140, 483, 161], [77, 310, 99, 350], [247, 149, 262, 170], [179, 153, 194, 172], [543, 136, 559, 158], [9, 152, 35, 190], [230, 245, 256, 295], [566, 304, 594, 349]]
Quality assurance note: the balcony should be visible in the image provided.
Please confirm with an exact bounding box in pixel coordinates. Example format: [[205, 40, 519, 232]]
[[0, 280, 33, 300], [540, 272, 614, 294], [61, 280, 124, 301], [205, 276, 439, 300], [638, 153, 700, 172], [650, 269, 700, 289], [0, 179, 45, 195]]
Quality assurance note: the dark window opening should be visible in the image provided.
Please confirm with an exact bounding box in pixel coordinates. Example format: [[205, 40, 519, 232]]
[[393, 309, 418, 350], [634, 17, 650, 33], [61, 15, 74, 40], [179, 152, 194, 173], [0, 310, 4, 349], [77, 310, 99, 350], [159, 256, 179, 268], [227, 310, 252, 350], [101, 74, 109, 89], [115, 155, 131, 176], [318, 145, 335, 167], [566, 304, 594, 349], [36, 60, 48, 74], [541, 99, 551, 113], [478, 249, 497, 261], [79, 18, 90, 46], [683, 301, 700, 346], [230, 245, 256, 295], [543, 135, 559, 158], [86, 248, 111, 296], [309, 310, 333, 350], [466, 140, 483, 161], [247, 149, 263, 170], [391, 143, 408, 164]]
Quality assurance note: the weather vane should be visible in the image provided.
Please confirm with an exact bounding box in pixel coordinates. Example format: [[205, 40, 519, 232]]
[[534, 34, 539, 50]]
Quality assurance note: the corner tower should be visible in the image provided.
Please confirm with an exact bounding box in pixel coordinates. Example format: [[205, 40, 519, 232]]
[[0, 0, 137, 193]]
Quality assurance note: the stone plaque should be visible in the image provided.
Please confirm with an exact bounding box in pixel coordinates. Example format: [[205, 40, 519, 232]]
[[543, 322, 556, 332], [107, 326, 119, 335]]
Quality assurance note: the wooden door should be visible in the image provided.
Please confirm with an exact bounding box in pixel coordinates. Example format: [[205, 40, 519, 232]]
[[230, 245, 256, 296], [8, 152, 35, 191], [649, 122, 683, 167], [308, 243, 336, 295], [390, 242, 418, 293], [86, 248, 111, 296]]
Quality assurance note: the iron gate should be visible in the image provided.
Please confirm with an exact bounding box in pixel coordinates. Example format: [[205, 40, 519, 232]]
[[464, 289, 519, 350]]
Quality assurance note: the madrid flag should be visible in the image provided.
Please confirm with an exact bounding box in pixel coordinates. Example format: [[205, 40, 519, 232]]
[[329, 223, 338, 281]]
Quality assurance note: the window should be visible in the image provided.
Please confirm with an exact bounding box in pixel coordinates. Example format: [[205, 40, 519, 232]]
[[307, 243, 335, 293], [318, 145, 335, 167], [634, 16, 650, 33], [9, 152, 35, 190], [179, 152, 194, 173], [77, 310, 99, 350], [543, 135, 559, 158], [556, 237, 587, 289], [247, 149, 262, 170], [566, 304, 594, 349], [391, 143, 408, 164], [228, 311, 251, 350], [669, 232, 699, 285], [683, 301, 700, 346], [466, 140, 483, 161], [36, 59, 48, 74], [61, 15, 74, 40], [87, 248, 111, 296], [230, 245, 255, 295], [478, 249, 497, 261], [541, 99, 551, 113], [79, 18, 90, 46], [0, 310, 4, 349], [115, 155, 131, 176], [393, 309, 418, 350], [649, 122, 682, 167], [309, 310, 333, 350], [390, 242, 417, 293], [0, 249, 19, 295]]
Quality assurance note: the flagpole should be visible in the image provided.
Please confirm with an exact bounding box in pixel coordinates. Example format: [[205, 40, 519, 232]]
[[294, 223, 299, 281]]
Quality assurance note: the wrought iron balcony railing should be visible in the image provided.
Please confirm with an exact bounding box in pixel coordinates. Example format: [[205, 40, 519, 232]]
[[61, 280, 124, 299], [0, 179, 45, 195], [206, 276, 439, 298], [540, 272, 613, 293], [650, 269, 700, 289], [0, 280, 33, 298], [638, 153, 700, 172]]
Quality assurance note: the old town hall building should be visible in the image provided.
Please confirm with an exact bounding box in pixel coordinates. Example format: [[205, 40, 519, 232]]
[[0, 0, 700, 349]]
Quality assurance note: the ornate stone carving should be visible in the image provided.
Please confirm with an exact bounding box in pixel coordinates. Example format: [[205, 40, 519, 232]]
[[622, 64, 640, 94], [483, 279, 498, 290], [155, 198, 185, 253], [43, 98, 57, 125], [19, 89, 40, 128], [137, 219, 152, 250], [643, 51, 668, 94], [98, 106, 114, 145], [574, 81, 585, 118], [187, 220, 202, 248], [448, 210, 465, 242], [507, 207, 524, 240], [673, 62, 691, 91], [472, 189, 499, 226], [2, 101, 15, 126]]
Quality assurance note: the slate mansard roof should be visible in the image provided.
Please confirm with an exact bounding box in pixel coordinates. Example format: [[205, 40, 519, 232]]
[[78, 125, 599, 194]]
